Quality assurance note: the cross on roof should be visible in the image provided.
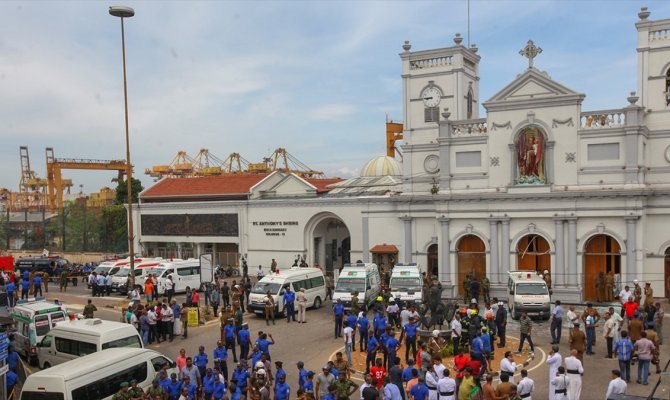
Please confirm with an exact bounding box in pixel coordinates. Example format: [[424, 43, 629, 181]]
[[519, 40, 542, 69]]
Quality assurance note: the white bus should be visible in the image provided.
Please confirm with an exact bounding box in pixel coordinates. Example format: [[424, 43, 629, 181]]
[[21, 348, 176, 400], [11, 299, 69, 366], [37, 318, 143, 369], [248, 267, 326, 315]]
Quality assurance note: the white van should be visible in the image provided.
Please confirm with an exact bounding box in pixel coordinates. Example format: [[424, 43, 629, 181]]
[[111, 259, 164, 294], [11, 299, 69, 366], [37, 318, 143, 369], [333, 263, 381, 310], [507, 270, 551, 320], [390, 263, 424, 304], [21, 348, 176, 400], [145, 259, 201, 294], [248, 267, 326, 315]]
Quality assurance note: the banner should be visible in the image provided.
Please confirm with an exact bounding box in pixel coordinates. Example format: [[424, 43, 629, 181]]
[[188, 308, 199, 327]]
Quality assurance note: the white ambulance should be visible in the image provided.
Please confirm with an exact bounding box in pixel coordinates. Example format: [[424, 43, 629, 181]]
[[506, 270, 551, 320], [332, 263, 381, 310], [390, 263, 424, 304]]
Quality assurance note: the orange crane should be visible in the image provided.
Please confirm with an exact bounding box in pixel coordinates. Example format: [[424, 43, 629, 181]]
[[144, 150, 194, 179], [264, 148, 323, 178], [46, 147, 128, 212]]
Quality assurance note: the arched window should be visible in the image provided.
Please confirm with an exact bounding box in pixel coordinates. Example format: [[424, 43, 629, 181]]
[[666, 69, 670, 106]]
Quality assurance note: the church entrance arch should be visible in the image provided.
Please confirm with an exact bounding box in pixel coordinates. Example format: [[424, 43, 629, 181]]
[[306, 213, 351, 279], [516, 234, 551, 274], [456, 235, 486, 296], [583, 234, 621, 301], [427, 244, 438, 277]]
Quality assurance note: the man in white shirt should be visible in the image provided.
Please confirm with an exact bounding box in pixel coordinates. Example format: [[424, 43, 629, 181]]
[[608, 306, 623, 344], [546, 345, 562, 398], [359, 374, 372, 400], [566, 305, 579, 330], [550, 366, 570, 400], [162, 303, 174, 342], [619, 286, 632, 319], [500, 351, 517, 384], [436, 369, 456, 400], [564, 349, 584, 400], [605, 369, 627, 400], [517, 369, 534, 400], [343, 325, 354, 366], [450, 314, 462, 355], [425, 364, 439, 400], [432, 358, 445, 380]]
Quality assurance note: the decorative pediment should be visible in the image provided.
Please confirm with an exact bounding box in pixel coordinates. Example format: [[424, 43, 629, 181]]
[[250, 171, 317, 199], [483, 68, 585, 111]]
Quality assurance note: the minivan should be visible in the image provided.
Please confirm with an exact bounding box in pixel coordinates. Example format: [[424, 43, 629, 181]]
[[248, 267, 326, 315], [390, 263, 424, 305], [37, 318, 143, 369], [110, 259, 164, 294], [145, 259, 201, 294], [21, 348, 176, 400], [507, 270, 551, 320], [333, 262, 381, 310]]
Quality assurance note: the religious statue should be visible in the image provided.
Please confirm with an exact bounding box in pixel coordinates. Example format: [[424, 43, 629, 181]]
[[516, 127, 545, 184]]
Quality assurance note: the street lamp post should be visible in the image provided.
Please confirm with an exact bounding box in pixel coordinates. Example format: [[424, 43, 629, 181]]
[[109, 5, 136, 289]]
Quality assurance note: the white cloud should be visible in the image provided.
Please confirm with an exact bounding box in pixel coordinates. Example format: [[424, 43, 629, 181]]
[[308, 104, 357, 121]]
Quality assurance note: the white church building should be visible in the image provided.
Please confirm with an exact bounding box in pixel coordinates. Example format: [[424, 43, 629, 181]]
[[133, 7, 670, 302]]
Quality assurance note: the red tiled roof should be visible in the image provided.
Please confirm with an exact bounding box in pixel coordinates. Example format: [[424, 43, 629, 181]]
[[370, 244, 399, 253], [305, 178, 344, 193], [141, 174, 269, 199]]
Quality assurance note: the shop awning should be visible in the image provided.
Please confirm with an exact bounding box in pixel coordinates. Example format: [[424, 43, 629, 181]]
[[370, 244, 399, 253]]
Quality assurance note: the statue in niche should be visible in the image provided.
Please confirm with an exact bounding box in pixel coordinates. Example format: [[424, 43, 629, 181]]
[[516, 127, 545, 184]]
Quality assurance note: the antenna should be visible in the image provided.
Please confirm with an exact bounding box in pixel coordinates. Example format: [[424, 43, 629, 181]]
[[467, 0, 471, 47]]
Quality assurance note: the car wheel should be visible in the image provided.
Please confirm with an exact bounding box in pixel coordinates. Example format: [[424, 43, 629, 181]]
[[313, 297, 322, 309]]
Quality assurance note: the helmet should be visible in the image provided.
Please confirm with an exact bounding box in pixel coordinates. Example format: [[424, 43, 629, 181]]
[[255, 361, 265, 370], [257, 369, 266, 375], [432, 329, 440, 338]]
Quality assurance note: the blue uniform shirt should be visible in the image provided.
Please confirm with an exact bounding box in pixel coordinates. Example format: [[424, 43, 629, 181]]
[[275, 382, 291, 400], [213, 381, 226, 399], [375, 317, 387, 331], [275, 368, 287, 383], [184, 382, 198, 397], [238, 328, 250, 344], [346, 315, 357, 328], [224, 324, 236, 340], [481, 333, 492, 352], [401, 367, 416, 382], [167, 379, 183, 398], [213, 346, 228, 361], [204, 375, 216, 393], [33, 276, 42, 285], [333, 304, 344, 316], [232, 368, 250, 389], [6, 282, 15, 293], [410, 383, 430, 400], [172, 304, 181, 319], [251, 350, 262, 366], [284, 291, 295, 304], [403, 322, 418, 338], [367, 337, 379, 353], [194, 352, 209, 368], [257, 338, 273, 355], [298, 367, 308, 388], [471, 337, 483, 356], [358, 317, 369, 331], [386, 337, 401, 352], [158, 377, 171, 391], [20, 280, 29, 291]]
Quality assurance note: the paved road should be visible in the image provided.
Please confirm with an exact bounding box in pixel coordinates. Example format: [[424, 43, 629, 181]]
[[32, 283, 670, 399]]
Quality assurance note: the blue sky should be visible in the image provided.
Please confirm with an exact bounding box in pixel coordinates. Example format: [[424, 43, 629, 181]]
[[1, 0, 669, 193]]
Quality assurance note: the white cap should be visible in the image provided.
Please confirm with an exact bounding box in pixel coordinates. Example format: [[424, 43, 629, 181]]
[[257, 369, 266, 375], [471, 298, 477, 304], [498, 301, 503, 306], [255, 361, 265, 370], [544, 270, 549, 274], [634, 279, 639, 283]]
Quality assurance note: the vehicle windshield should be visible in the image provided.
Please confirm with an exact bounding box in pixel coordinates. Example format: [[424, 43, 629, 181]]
[[252, 282, 281, 295], [390, 277, 422, 292], [93, 266, 111, 274], [516, 283, 548, 295], [146, 268, 166, 278], [115, 268, 131, 277], [335, 278, 366, 293]]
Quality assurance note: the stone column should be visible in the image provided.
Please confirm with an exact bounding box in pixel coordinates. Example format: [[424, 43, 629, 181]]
[[401, 216, 413, 264], [362, 216, 370, 263], [625, 216, 639, 281], [501, 219, 510, 280], [567, 218, 577, 286], [438, 217, 451, 284], [554, 218, 565, 287], [489, 220, 499, 284]]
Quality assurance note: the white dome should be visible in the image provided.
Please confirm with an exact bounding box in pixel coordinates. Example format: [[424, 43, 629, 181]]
[[360, 156, 402, 177]]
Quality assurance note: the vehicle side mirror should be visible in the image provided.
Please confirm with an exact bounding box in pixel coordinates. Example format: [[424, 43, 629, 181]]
[[280, 290, 285, 295]]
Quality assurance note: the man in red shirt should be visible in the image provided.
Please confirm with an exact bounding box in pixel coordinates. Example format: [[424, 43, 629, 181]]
[[466, 352, 482, 380], [370, 358, 387, 389], [623, 297, 639, 326], [453, 348, 470, 385]]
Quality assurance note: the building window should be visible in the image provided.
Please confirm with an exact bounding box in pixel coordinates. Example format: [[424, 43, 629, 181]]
[[467, 85, 474, 119], [424, 107, 439, 123]]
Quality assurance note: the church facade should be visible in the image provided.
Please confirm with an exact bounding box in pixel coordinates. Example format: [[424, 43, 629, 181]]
[[133, 8, 670, 302]]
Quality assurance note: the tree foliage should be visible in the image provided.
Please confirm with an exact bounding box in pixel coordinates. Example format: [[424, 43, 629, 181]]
[[115, 178, 144, 205]]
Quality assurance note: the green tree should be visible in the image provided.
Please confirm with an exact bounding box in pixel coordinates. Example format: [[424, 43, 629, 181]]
[[99, 205, 128, 253], [0, 212, 8, 250], [115, 178, 144, 205], [46, 200, 104, 252]]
